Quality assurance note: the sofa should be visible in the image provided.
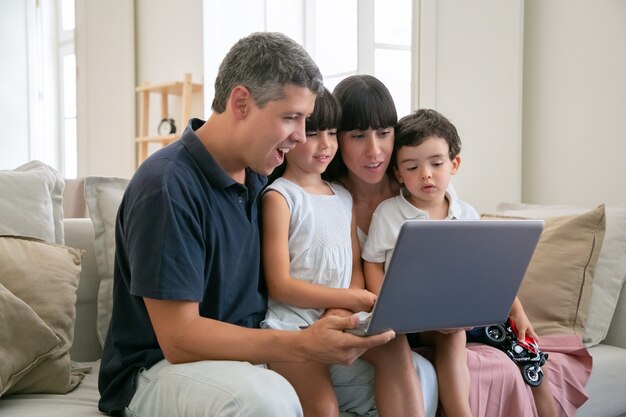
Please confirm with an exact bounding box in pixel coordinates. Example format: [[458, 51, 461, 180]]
[[1, 163, 626, 417]]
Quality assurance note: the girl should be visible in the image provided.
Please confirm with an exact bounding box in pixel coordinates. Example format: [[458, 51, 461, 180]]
[[261, 88, 424, 417]]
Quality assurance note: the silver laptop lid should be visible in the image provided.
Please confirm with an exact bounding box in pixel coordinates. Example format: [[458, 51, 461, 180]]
[[364, 219, 543, 335]]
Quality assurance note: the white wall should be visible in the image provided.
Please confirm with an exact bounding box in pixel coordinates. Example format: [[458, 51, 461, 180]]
[[417, 0, 524, 213], [75, 0, 135, 178], [135, 0, 204, 145], [522, 0, 626, 207]]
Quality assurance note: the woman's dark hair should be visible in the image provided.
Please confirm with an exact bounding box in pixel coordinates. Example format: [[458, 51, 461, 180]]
[[323, 75, 397, 181], [268, 87, 341, 182]]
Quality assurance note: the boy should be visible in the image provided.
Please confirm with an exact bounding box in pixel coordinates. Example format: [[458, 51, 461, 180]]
[[362, 108, 555, 417]]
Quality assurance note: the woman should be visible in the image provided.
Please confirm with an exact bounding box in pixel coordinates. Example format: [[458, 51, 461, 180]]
[[324, 74, 592, 417]]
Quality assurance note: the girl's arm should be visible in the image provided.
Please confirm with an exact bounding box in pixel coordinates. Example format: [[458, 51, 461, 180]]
[[262, 190, 375, 313], [509, 296, 539, 340]]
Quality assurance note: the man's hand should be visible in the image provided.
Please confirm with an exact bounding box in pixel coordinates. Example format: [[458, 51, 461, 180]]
[[299, 313, 395, 365]]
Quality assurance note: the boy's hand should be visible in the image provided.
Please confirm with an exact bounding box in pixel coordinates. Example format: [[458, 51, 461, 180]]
[[300, 314, 394, 365]]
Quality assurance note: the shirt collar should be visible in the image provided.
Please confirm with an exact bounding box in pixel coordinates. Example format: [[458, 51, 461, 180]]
[[181, 118, 267, 195]]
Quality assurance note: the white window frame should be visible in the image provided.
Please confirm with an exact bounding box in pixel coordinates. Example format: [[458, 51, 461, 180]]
[[25, 0, 75, 177]]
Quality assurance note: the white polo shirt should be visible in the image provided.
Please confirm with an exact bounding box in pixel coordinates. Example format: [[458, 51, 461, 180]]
[[362, 187, 479, 269]]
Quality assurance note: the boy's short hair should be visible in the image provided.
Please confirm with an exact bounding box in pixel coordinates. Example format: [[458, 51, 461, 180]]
[[211, 32, 323, 113], [393, 109, 462, 168]]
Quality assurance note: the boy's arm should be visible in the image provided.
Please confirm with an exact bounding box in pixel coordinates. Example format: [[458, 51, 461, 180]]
[[262, 190, 375, 312], [363, 261, 385, 295], [509, 296, 539, 340]]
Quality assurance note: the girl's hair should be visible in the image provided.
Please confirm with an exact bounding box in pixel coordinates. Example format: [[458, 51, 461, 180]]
[[323, 75, 397, 181], [268, 87, 341, 182]]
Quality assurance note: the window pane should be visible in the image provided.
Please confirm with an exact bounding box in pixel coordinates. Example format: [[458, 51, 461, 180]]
[[61, 0, 75, 31], [375, 48, 411, 117], [315, 0, 357, 76], [266, 0, 303, 44], [64, 118, 77, 178], [62, 54, 76, 117], [375, 0, 411, 46], [324, 73, 357, 94]]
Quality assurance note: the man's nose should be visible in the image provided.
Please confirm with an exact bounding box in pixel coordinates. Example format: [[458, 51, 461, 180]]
[[291, 120, 307, 144]]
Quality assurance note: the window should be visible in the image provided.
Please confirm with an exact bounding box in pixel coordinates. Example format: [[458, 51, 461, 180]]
[[306, 0, 413, 116], [27, 0, 76, 178], [58, 0, 77, 178]]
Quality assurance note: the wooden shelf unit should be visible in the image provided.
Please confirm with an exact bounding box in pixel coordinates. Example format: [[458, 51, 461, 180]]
[[135, 73, 203, 166]]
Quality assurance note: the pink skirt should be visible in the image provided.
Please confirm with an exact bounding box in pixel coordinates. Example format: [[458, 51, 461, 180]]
[[419, 335, 592, 417]]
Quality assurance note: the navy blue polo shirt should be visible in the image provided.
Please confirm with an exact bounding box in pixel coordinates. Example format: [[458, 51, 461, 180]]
[[98, 119, 268, 415]]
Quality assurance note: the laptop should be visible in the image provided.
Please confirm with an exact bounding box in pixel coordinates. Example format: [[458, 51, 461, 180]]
[[349, 219, 544, 336]]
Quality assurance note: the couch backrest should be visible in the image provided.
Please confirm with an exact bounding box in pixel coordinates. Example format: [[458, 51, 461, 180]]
[[64, 218, 102, 361]]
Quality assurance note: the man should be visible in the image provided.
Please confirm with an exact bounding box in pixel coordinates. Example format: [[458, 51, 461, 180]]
[[98, 32, 436, 417]]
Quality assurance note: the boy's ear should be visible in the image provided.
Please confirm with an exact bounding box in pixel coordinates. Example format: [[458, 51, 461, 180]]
[[230, 85, 251, 119], [451, 155, 462, 175]]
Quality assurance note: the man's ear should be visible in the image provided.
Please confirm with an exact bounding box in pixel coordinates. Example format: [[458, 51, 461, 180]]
[[451, 155, 462, 175], [229, 85, 251, 119]]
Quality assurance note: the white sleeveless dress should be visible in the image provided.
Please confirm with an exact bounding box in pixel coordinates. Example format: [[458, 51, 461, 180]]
[[261, 178, 353, 331]]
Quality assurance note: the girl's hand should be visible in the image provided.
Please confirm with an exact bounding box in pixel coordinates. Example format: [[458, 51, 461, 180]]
[[346, 288, 377, 313], [322, 308, 354, 318]]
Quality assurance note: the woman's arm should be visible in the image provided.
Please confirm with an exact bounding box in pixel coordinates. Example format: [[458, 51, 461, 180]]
[[262, 190, 375, 312]]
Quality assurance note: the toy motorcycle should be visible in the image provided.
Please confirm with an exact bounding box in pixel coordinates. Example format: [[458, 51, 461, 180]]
[[467, 317, 548, 387]]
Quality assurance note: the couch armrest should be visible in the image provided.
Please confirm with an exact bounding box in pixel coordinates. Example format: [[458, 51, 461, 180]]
[[604, 282, 626, 349], [64, 218, 102, 361]]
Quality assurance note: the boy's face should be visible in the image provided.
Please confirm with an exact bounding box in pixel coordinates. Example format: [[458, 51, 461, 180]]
[[393, 136, 460, 207], [240, 84, 316, 175], [285, 129, 338, 177]]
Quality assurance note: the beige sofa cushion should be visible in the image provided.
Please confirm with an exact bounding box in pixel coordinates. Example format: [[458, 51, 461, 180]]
[[482, 205, 605, 337], [84, 176, 129, 346], [495, 202, 626, 346], [0, 236, 84, 395], [0, 161, 65, 244], [0, 284, 61, 396]]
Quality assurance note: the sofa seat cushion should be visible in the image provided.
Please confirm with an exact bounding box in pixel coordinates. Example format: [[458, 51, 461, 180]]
[[576, 344, 626, 417], [0, 362, 101, 417]]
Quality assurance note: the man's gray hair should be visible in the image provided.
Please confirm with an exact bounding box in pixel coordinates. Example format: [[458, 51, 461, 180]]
[[212, 32, 324, 113]]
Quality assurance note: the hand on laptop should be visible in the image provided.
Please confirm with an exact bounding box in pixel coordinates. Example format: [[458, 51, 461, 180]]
[[300, 314, 396, 364]]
